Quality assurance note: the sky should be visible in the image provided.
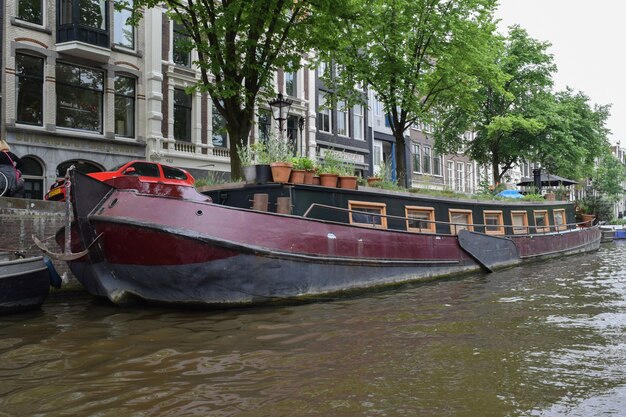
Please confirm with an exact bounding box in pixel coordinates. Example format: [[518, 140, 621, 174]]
[[495, 0, 626, 145]]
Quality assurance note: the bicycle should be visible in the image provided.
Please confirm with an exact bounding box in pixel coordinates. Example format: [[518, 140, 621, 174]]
[[0, 171, 9, 197]]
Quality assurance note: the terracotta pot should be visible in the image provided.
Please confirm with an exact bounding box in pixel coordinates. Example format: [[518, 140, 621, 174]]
[[319, 173, 338, 188], [580, 213, 595, 227], [338, 175, 358, 190], [303, 170, 315, 184], [290, 169, 306, 184], [270, 162, 293, 183], [544, 192, 556, 201], [312, 175, 321, 185], [367, 177, 382, 186]]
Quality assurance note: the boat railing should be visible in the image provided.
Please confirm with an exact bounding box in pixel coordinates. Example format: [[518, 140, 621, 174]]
[[302, 203, 587, 236]]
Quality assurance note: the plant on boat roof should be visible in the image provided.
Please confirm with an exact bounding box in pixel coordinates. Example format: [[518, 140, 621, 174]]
[[338, 161, 356, 177], [291, 156, 315, 171], [374, 159, 392, 181], [236, 144, 254, 167], [251, 141, 270, 165], [318, 150, 343, 175], [266, 134, 294, 164]]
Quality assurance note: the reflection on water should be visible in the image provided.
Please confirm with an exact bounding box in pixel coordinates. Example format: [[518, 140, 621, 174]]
[[1, 243, 626, 416]]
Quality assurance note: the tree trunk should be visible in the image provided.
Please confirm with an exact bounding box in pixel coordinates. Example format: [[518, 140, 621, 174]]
[[224, 113, 253, 181], [393, 130, 407, 187], [491, 159, 500, 185]]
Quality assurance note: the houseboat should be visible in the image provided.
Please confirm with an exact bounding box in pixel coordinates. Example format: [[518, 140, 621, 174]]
[[49, 170, 600, 307]]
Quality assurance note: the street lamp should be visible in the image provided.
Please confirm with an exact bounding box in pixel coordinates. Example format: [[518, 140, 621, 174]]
[[268, 93, 293, 139]]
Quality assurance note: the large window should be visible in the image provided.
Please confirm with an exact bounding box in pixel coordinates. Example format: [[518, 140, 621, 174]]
[[422, 146, 431, 174], [285, 72, 297, 97], [212, 103, 227, 147], [18, 0, 43, 25], [447, 161, 454, 187], [16, 54, 44, 126], [349, 201, 387, 229], [406, 206, 435, 233], [113, 7, 134, 49], [353, 105, 364, 140], [173, 22, 191, 67], [433, 152, 442, 176], [449, 209, 473, 235], [456, 162, 464, 192], [533, 210, 550, 233], [56, 63, 104, 132], [553, 209, 566, 231], [258, 109, 271, 143], [79, 0, 106, 30], [511, 211, 529, 234], [337, 101, 349, 136], [483, 210, 504, 235], [174, 89, 192, 141], [412, 144, 421, 173], [317, 93, 331, 133], [114, 75, 135, 138]]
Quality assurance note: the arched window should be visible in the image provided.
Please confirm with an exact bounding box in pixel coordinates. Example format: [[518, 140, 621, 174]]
[[54, 160, 103, 178]]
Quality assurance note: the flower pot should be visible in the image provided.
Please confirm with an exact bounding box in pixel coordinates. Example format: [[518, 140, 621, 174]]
[[303, 170, 315, 184], [338, 175, 357, 190], [290, 169, 306, 184], [255, 164, 272, 184], [270, 162, 293, 183], [242, 165, 256, 184], [367, 177, 382, 186], [544, 192, 556, 201], [319, 173, 338, 188], [580, 213, 595, 227], [312, 175, 321, 185]]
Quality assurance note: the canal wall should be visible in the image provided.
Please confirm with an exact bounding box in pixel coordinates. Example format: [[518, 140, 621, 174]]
[[0, 196, 82, 291]]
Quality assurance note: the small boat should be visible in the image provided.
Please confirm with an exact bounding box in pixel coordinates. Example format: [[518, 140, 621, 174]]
[[0, 252, 52, 314], [51, 170, 601, 307]]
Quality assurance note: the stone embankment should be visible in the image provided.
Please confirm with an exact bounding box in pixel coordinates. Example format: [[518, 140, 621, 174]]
[[0, 196, 82, 291]]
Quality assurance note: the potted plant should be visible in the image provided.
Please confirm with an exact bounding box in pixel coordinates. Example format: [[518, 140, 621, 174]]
[[318, 151, 342, 187], [290, 156, 312, 184], [367, 160, 389, 186], [251, 142, 272, 184], [236, 144, 255, 184], [338, 162, 357, 190], [267, 137, 294, 183]]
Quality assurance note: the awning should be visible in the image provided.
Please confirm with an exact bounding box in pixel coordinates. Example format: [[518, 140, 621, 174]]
[[517, 173, 578, 187]]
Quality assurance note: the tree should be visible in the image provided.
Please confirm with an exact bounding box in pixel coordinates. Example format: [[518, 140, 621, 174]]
[[123, 0, 340, 177], [437, 26, 556, 184], [534, 89, 611, 182], [325, 0, 499, 185]]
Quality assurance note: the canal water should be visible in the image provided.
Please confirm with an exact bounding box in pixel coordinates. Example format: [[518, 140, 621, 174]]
[[2, 242, 626, 417]]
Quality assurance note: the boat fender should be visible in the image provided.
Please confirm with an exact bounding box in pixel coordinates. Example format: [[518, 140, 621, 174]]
[[44, 256, 63, 289]]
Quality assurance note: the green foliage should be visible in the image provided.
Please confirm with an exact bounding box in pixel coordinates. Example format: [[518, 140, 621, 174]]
[[236, 144, 254, 167], [266, 136, 294, 163], [194, 171, 231, 187], [251, 142, 270, 165], [577, 195, 614, 222], [121, 0, 344, 176], [592, 151, 626, 201], [325, 0, 500, 182], [318, 151, 343, 175], [291, 156, 315, 171]]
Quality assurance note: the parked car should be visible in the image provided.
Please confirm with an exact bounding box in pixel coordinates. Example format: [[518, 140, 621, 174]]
[[44, 161, 195, 202]]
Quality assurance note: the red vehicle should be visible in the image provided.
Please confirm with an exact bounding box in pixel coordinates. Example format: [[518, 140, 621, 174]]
[[44, 161, 195, 202]]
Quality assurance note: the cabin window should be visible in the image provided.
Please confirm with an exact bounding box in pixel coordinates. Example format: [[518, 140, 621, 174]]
[[483, 210, 504, 235], [511, 211, 529, 234], [533, 210, 550, 233], [449, 209, 473, 235], [553, 209, 566, 231], [349, 201, 387, 228], [406, 206, 436, 233]]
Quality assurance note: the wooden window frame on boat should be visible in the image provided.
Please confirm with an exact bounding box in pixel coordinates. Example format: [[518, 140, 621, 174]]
[[511, 210, 529, 235], [405, 206, 436, 233], [483, 210, 504, 235], [553, 208, 567, 231], [348, 201, 388, 229], [533, 209, 550, 233], [448, 209, 474, 235]]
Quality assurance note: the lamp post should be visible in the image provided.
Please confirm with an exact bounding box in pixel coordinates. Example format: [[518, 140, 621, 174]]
[[268, 93, 293, 140]]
